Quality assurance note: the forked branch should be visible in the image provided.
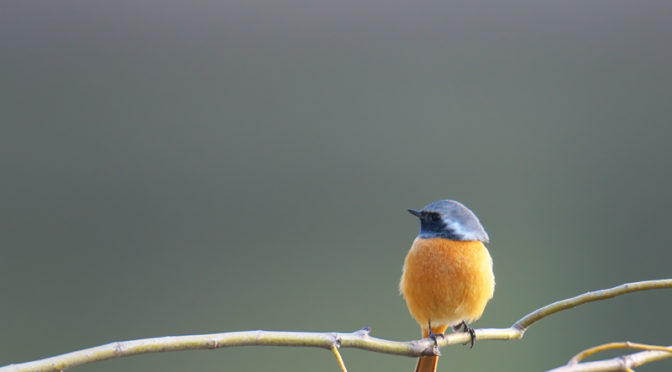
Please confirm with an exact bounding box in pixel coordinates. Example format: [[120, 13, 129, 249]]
[[1, 279, 670, 372], [548, 342, 672, 372]]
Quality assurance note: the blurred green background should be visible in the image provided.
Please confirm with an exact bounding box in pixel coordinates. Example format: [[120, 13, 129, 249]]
[[2, 1, 671, 371]]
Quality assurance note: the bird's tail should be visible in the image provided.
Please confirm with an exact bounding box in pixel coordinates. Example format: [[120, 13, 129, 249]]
[[414, 355, 439, 372], [414, 325, 448, 372]]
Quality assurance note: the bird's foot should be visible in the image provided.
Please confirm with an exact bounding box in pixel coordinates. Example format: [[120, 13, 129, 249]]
[[427, 329, 445, 347], [453, 321, 476, 348], [426, 321, 445, 349]]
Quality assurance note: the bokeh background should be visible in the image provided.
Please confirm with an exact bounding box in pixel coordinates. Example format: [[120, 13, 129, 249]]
[[2, 1, 671, 371]]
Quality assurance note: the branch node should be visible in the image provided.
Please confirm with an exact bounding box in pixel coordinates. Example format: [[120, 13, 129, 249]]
[[511, 323, 526, 333], [432, 344, 442, 357], [331, 334, 342, 349], [356, 326, 371, 336], [113, 342, 124, 355], [413, 339, 440, 357], [619, 355, 631, 370]]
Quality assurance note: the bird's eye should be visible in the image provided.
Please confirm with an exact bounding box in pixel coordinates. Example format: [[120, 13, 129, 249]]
[[430, 214, 441, 222]]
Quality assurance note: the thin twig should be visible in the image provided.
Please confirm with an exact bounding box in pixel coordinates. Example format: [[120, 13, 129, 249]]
[[547, 347, 672, 372], [568, 342, 672, 365], [0, 279, 670, 372], [331, 345, 347, 372], [512, 279, 672, 333]]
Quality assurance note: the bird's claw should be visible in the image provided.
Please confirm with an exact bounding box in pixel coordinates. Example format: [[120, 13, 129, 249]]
[[427, 330, 445, 347], [453, 321, 476, 348]]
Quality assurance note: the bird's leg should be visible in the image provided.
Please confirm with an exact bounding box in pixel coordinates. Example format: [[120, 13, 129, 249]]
[[453, 321, 476, 348], [426, 320, 445, 346]]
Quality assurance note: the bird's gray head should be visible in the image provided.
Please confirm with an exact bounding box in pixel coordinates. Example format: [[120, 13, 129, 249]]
[[408, 199, 489, 242]]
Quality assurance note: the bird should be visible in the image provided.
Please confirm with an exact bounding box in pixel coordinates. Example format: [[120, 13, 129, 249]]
[[400, 199, 495, 372]]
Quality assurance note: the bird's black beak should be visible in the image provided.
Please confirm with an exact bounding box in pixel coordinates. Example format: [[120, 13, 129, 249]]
[[407, 209, 422, 218]]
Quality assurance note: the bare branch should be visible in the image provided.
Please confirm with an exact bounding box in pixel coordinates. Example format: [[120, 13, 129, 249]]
[[1, 279, 670, 372], [331, 345, 348, 372], [512, 279, 672, 332], [567, 342, 672, 365], [547, 347, 672, 372]]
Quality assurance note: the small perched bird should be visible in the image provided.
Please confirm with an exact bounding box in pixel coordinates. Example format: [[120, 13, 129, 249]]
[[400, 199, 495, 372]]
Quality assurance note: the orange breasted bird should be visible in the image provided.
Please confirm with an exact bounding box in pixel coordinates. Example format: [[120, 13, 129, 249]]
[[400, 199, 495, 372]]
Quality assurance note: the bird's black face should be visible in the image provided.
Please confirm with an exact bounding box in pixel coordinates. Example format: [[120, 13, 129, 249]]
[[407, 209, 450, 237]]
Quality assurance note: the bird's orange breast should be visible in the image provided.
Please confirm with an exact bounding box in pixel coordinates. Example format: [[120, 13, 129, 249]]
[[400, 238, 495, 329]]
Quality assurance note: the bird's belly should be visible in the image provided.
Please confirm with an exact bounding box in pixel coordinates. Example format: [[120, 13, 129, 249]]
[[400, 238, 495, 327]]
